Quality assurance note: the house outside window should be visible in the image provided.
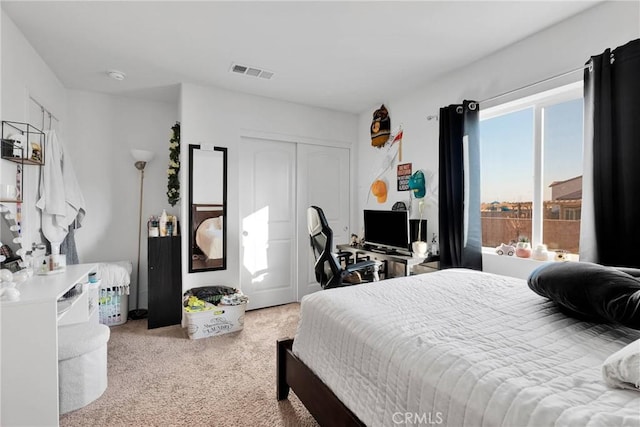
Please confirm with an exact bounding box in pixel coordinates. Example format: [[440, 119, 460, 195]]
[[480, 82, 583, 254]]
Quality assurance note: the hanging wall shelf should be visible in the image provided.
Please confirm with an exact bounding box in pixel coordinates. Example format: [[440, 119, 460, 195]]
[[1, 121, 45, 166], [1, 121, 45, 204]]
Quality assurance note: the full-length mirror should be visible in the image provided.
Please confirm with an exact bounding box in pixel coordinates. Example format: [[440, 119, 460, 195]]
[[189, 144, 227, 273]]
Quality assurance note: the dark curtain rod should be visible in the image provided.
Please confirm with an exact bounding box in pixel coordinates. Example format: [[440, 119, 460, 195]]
[[426, 62, 591, 121], [479, 64, 588, 105]]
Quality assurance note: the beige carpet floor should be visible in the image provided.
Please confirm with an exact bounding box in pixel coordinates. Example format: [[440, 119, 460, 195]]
[[60, 303, 318, 427]]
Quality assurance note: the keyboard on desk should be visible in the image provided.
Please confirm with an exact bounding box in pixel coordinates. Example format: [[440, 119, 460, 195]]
[[367, 247, 387, 254], [362, 246, 410, 256]]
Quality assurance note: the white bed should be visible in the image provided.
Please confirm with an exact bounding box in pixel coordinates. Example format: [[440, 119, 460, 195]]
[[292, 269, 640, 427]]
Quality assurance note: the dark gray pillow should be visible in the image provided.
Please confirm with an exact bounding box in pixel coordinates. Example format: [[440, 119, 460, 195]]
[[613, 267, 640, 278], [528, 262, 640, 329]]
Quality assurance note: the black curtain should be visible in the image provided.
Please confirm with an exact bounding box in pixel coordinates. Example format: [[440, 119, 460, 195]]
[[438, 100, 482, 270], [581, 39, 640, 268]]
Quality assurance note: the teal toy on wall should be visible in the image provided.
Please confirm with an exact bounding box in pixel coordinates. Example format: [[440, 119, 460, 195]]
[[408, 170, 426, 198]]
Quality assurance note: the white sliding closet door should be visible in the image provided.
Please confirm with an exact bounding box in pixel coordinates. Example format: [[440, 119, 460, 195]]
[[297, 144, 350, 299], [239, 137, 350, 309], [239, 138, 297, 310]]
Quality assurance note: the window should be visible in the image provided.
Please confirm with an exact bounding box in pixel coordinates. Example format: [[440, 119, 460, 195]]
[[480, 83, 583, 254]]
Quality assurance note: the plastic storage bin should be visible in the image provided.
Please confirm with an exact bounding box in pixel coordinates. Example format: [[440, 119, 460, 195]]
[[184, 303, 247, 339], [99, 287, 128, 326], [97, 262, 131, 326]]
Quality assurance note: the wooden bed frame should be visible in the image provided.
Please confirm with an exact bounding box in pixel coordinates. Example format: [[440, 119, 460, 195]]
[[277, 338, 365, 426]]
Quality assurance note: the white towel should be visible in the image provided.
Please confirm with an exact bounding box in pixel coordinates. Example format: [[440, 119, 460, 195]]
[[36, 130, 86, 251], [602, 338, 640, 391], [97, 262, 131, 295]]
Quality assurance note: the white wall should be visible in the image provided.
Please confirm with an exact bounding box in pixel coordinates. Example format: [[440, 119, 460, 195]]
[[1, 12, 67, 127], [65, 90, 178, 309], [3, 1, 638, 294], [2, 9, 179, 310], [180, 83, 358, 292], [1, 11, 67, 250], [355, 1, 640, 278], [4, 3, 356, 307]]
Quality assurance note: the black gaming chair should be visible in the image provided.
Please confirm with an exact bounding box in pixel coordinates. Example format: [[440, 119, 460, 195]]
[[307, 206, 380, 289]]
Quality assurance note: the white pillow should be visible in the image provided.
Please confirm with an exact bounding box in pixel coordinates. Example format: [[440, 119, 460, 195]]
[[602, 338, 640, 391]]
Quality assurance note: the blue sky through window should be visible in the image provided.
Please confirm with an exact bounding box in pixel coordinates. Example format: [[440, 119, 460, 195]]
[[542, 98, 583, 198], [480, 108, 534, 203], [480, 98, 583, 203]]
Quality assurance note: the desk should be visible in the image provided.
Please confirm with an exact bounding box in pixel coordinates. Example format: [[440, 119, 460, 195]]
[[336, 244, 439, 277], [1, 263, 96, 426]]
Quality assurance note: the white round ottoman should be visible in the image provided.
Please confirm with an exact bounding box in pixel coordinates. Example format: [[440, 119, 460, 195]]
[[58, 322, 110, 414]]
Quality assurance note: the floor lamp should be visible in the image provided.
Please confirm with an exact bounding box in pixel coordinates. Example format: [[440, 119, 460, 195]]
[[129, 149, 155, 320]]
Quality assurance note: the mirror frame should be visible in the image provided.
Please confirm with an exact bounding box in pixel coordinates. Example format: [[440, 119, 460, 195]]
[[188, 144, 228, 273], [0, 203, 25, 272]]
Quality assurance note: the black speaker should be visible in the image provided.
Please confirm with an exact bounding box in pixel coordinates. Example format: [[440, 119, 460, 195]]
[[1, 139, 17, 158], [409, 219, 427, 242]]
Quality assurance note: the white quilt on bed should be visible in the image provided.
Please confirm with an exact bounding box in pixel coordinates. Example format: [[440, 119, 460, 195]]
[[292, 269, 640, 427]]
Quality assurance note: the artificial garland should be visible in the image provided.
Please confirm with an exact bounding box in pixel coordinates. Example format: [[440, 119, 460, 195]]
[[167, 122, 180, 206]]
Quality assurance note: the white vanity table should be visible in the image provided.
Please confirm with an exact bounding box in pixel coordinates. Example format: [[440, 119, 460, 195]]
[[1, 263, 97, 426]]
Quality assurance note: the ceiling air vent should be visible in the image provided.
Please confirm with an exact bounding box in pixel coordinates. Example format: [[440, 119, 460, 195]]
[[230, 63, 274, 80], [231, 64, 248, 74], [246, 68, 261, 77]]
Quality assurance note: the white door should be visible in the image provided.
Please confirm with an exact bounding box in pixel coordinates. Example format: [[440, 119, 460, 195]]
[[240, 138, 297, 310], [297, 144, 350, 298]]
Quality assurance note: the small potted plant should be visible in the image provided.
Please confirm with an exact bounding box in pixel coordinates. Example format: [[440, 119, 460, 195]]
[[515, 236, 532, 258]]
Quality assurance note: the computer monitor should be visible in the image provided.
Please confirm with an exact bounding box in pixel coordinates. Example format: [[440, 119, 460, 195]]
[[363, 210, 410, 253]]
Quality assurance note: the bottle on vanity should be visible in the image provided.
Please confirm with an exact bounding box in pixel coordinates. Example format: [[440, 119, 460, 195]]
[[159, 210, 168, 237]]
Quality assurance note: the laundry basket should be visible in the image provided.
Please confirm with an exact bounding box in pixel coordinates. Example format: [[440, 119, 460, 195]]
[[97, 261, 131, 326], [182, 286, 248, 339]]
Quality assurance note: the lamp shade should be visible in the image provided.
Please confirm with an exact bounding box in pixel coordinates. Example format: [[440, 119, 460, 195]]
[[130, 149, 155, 163]]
